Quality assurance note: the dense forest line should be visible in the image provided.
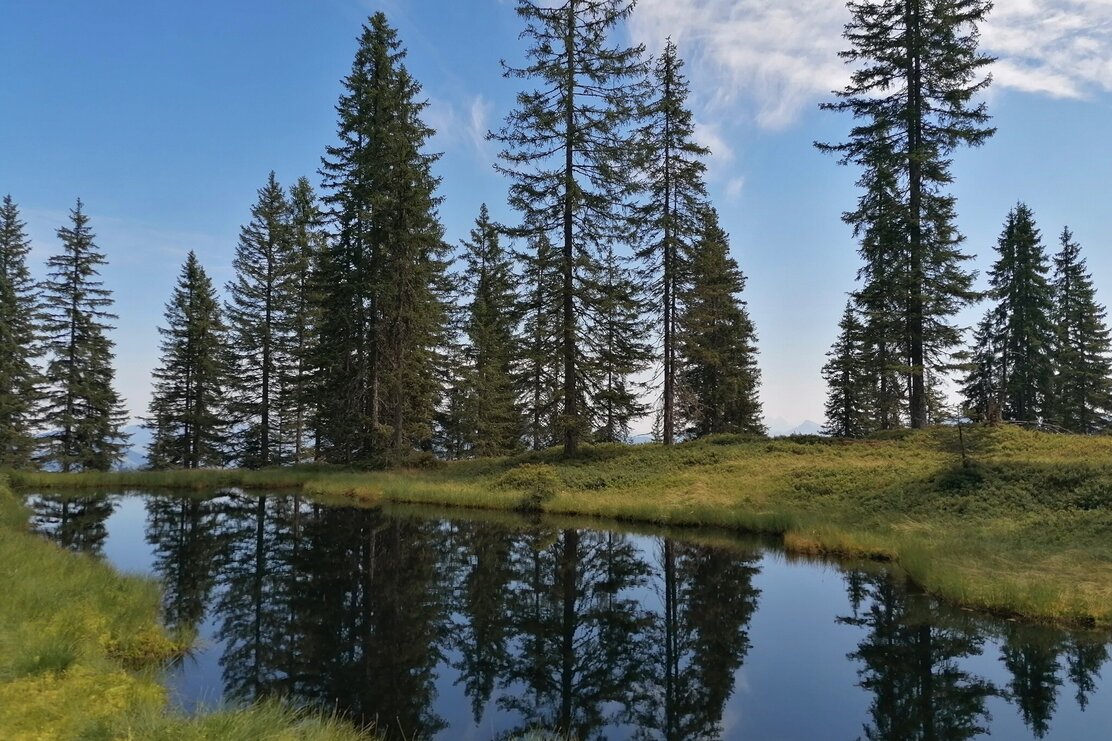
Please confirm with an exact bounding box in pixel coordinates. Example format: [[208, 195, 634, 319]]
[[1, 0, 1110, 472]]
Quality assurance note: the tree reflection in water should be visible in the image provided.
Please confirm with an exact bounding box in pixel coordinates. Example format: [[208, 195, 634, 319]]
[[842, 571, 1110, 741], [26, 490, 1112, 740], [29, 493, 116, 556]]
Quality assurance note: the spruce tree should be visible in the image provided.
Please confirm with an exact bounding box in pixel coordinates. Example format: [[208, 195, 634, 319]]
[[847, 129, 909, 431], [318, 12, 451, 464], [819, 0, 994, 428], [226, 172, 294, 468], [1049, 228, 1112, 433], [435, 351, 470, 460], [283, 177, 325, 461], [458, 204, 521, 457], [633, 40, 711, 445], [492, 0, 648, 455], [0, 195, 41, 468], [589, 243, 651, 443], [963, 204, 1055, 423], [822, 302, 873, 437], [959, 312, 1003, 423], [146, 252, 232, 469], [516, 232, 563, 450], [39, 200, 128, 472], [678, 209, 763, 437]]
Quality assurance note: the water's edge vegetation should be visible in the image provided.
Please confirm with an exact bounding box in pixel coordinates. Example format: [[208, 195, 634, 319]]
[[12, 425, 1112, 630], [0, 475, 369, 740]]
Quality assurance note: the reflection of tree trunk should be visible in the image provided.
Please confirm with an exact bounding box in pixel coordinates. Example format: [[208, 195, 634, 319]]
[[529, 546, 544, 709], [252, 495, 267, 697], [60, 499, 71, 545], [560, 529, 579, 732], [362, 522, 377, 704], [918, 624, 934, 741], [663, 538, 677, 741]]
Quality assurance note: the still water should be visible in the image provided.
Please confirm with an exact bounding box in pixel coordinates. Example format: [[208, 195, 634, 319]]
[[25, 490, 1112, 740]]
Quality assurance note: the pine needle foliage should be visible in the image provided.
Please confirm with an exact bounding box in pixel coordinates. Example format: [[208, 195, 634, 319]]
[[317, 12, 451, 464], [818, 0, 994, 428], [962, 204, 1055, 423], [284, 177, 327, 462], [458, 204, 522, 457], [1048, 228, 1112, 433], [678, 209, 763, 437], [633, 40, 711, 445], [516, 232, 563, 451], [38, 200, 129, 472], [226, 172, 296, 468], [492, 0, 648, 455], [823, 302, 873, 438], [589, 242, 651, 443], [146, 252, 232, 469], [0, 195, 42, 468]]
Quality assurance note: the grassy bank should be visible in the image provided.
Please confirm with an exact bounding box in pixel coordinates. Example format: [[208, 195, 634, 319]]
[[13, 425, 1112, 627], [0, 476, 368, 740]]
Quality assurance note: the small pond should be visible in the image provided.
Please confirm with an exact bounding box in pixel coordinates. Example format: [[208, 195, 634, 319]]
[[24, 489, 1112, 740]]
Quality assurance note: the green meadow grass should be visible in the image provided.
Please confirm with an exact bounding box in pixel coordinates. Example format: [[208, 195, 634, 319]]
[[0, 475, 370, 741]]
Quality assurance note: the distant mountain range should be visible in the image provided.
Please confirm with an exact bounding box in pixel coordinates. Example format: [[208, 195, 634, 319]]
[[764, 418, 823, 438], [118, 425, 151, 470]]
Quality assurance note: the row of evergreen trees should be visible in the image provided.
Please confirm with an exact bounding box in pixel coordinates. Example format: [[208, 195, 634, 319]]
[[825, 204, 1112, 436], [0, 196, 129, 471], [962, 207, 1112, 431], [0, 4, 763, 471], [817, 0, 994, 435], [818, 0, 1112, 437]]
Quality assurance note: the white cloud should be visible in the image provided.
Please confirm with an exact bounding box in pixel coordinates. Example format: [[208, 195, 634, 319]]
[[693, 118, 735, 163], [630, 0, 849, 128], [426, 93, 494, 161], [629, 0, 1112, 129], [725, 176, 745, 201]]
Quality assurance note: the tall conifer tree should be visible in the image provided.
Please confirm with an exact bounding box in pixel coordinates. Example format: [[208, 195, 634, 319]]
[[678, 209, 763, 437], [819, 0, 994, 428], [493, 0, 648, 455], [146, 252, 231, 469], [39, 200, 128, 471], [590, 243, 651, 442], [458, 204, 521, 457], [823, 302, 873, 438], [516, 232, 563, 450], [318, 12, 451, 463], [1049, 228, 1112, 432], [634, 40, 711, 445], [226, 172, 294, 468], [963, 204, 1055, 423], [0, 195, 41, 468], [960, 313, 1003, 423], [283, 177, 325, 461], [846, 128, 909, 431]]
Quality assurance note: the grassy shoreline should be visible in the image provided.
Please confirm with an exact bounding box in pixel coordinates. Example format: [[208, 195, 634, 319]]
[[13, 425, 1112, 629], [0, 475, 368, 740]]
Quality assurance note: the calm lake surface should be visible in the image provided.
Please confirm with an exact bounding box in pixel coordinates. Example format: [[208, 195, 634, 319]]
[[24, 489, 1112, 740]]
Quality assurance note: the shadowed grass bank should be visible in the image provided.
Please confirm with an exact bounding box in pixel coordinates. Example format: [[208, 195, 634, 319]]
[[14, 425, 1112, 627], [0, 476, 370, 741]]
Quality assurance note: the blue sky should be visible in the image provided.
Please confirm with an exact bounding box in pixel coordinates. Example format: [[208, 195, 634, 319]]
[[4, 0, 1112, 431]]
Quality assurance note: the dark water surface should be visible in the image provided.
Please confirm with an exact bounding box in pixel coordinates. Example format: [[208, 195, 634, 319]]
[[24, 490, 1112, 740]]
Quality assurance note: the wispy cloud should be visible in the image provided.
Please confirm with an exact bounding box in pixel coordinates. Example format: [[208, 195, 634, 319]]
[[427, 93, 495, 162], [725, 176, 745, 201], [630, 0, 1112, 129]]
